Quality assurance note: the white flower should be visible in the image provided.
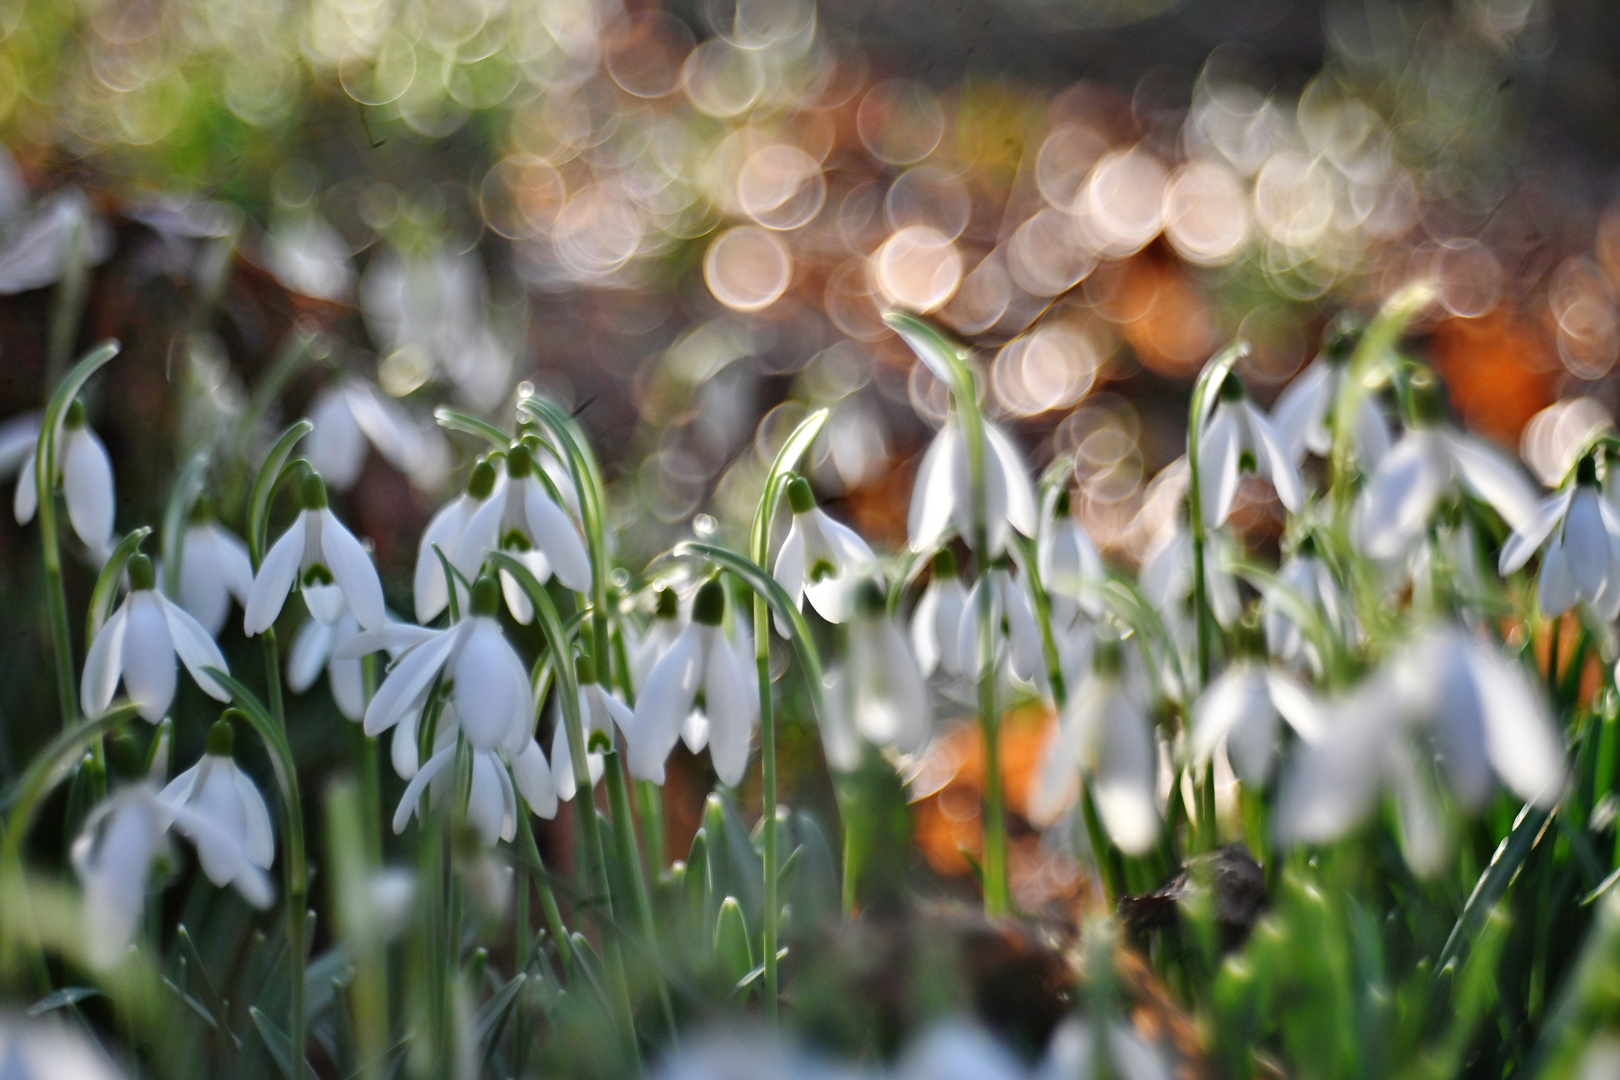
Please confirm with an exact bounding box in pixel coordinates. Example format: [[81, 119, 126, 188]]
[[1197, 373, 1302, 528], [1270, 341, 1392, 468], [1499, 457, 1620, 619], [157, 719, 276, 897], [1276, 625, 1565, 875], [1189, 658, 1325, 784], [632, 586, 685, 688], [908, 417, 1037, 556], [1037, 1015, 1173, 1080], [391, 706, 519, 846], [510, 738, 560, 820], [452, 441, 590, 623], [551, 657, 633, 801], [14, 399, 115, 560], [287, 608, 366, 721], [243, 472, 386, 634], [911, 549, 968, 677], [897, 1021, 1031, 1080], [348, 575, 534, 758], [0, 411, 40, 479], [1141, 527, 1241, 630], [1261, 538, 1354, 668], [1030, 637, 1160, 855], [173, 506, 253, 637], [625, 580, 756, 786], [0, 1014, 134, 1080], [414, 458, 502, 623], [773, 476, 880, 627], [823, 582, 932, 771], [1037, 487, 1106, 623], [956, 564, 1045, 684], [306, 378, 449, 494], [82, 554, 232, 722], [1353, 414, 1539, 562]]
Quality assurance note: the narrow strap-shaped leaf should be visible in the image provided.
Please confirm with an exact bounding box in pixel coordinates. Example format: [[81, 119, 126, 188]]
[[160, 450, 211, 600], [248, 420, 312, 568], [1435, 802, 1553, 977], [251, 1006, 297, 1080], [433, 406, 509, 448], [85, 526, 152, 642]]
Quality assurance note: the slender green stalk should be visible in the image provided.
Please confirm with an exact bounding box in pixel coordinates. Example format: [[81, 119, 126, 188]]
[[1184, 341, 1246, 692], [45, 210, 88, 389]]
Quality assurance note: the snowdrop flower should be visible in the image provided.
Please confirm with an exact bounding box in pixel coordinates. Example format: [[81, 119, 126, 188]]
[[633, 586, 685, 687], [1270, 329, 1392, 468], [1141, 526, 1241, 630], [415, 458, 502, 623], [14, 399, 115, 560], [452, 442, 590, 623], [1276, 625, 1565, 874], [173, 499, 253, 637], [510, 738, 559, 820], [1197, 372, 1302, 528], [552, 654, 633, 801], [822, 581, 931, 771], [1031, 636, 1160, 854], [909, 417, 1037, 556], [773, 476, 880, 626], [306, 377, 449, 493], [957, 561, 1045, 684], [157, 718, 276, 898], [1499, 455, 1620, 619], [1037, 1015, 1173, 1080], [70, 785, 170, 970], [626, 580, 756, 786], [1038, 488, 1106, 623], [391, 706, 519, 846], [244, 472, 386, 634], [1189, 646, 1326, 785], [0, 1014, 133, 1080], [0, 411, 39, 481], [911, 549, 968, 677], [287, 608, 366, 721], [1352, 389, 1539, 561], [82, 553, 231, 722], [1262, 536, 1354, 668], [349, 575, 534, 757], [896, 1020, 1030, 1080]]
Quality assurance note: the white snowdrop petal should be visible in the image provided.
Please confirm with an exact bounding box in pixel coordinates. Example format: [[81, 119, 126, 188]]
[[1244, 402, 1302, 512], [1265, 670, 1327, 743], [1445, 432, 1540, 533], [908, 423, 958, 552], [1386, 745, 1450, 878], [391, 711, 421, 780], [414, 497, 471, 623], [803, 513, 879, 624], [13, 449, 37, 523], [954, 421, 1011, 554], [524, 481, 592, 593], [1092, 692, 1160, 855], [512, 742, 558, 819], [159, 594, 231, 702], [1353, 397, 1392, 467], [1468, 644, 1565, 806], [910, 585, 944, 676], [1270, 359, 1331, 462], [364, 626, 459, 737], [452, 494, 503, 582], [306, 389, 367, 492], [626, 629, 703, 783], [467, 753, 506, 846], [232, 767, 276, 869], [682, 710, 709, 754], [704, 634, 755, 787], [62, 427, 115, 555], [122, 594, 178, 722], [214, 525, 255, 603], [244, 514, 307, 635], [551, 704, 581, 799], [393, 746, 456, 834], [178, 527, 232, 637], [1190, 666, 1260, 764], [1199, 407, 1242, 529], [985, 422, 1038, 539], [320, 509, 386, 631], [453, 619, 532, 752], [335, 623, 441, 660], [81, 602, 129, 718], [1354, 432, 1448, 560], [1537, 538, 1578, 618], [772, 524, 807, 634], [1500, 491, 1571, 575], [1028, 705, 1084, 827], [0, 413, 39, 479], [329, 649, 366, 721], [1564, 488, 1610, 599]]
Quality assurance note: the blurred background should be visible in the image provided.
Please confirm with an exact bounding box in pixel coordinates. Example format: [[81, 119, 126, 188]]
[[1, 0, 1618, 908]]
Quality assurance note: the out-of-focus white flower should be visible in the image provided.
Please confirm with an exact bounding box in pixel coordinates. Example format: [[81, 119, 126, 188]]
[[510, 738, 559, 820], [957, 563, 1045, 684], [633, 586, 686, 688], [14, 399, 115, 561], [0, 1013, 133, 1079], [626, 580, 756, 786], [773, 477, 880, 627], [895, 1020, 1031, 1080], [1262, 537, 1354, 668], [0, 411, 40, 481], [174, 505, 253, 637], [909, 417, 1037, 556], [823, 581, 931, 771], [911, 549, 968, 677], [1031, 637, 1160, 855], [1353, 406, 1539, 561], [1197, 372, 1301, 528], [0, 186, 112, 295], [415, 459, 502, 624], [1499, 456, 1620, 619], [1141, 527, 1241, 629], [1036, 1015, 1173, 1080], [82, 554, 231, 722], [1270, 339, 1391, 468], [1189, 656, 1325, 784], [453, 442, 590, 623], [551, 655, 632, 802], [1038, 488, 1106, 623], [157, 719, 276, 897], [287, 607, 366, 721], [264, 208, 353, 302], [391, 706, 519, 847], [306, 378, 450, 493], [1276, 625, 1565, 875], [346, 576, 533, 757], [244, 472, 386, 633]]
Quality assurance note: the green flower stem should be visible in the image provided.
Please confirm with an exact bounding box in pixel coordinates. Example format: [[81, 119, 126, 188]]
[[45, 211, 88, 389], [261, 631, 285, 726], [517, 808, 575, 980], [206, 671, 308, 1080], [604, 748, 676, 1038]]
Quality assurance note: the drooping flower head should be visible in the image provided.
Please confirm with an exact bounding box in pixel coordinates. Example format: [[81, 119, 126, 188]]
[[287, 607, 366, 721], [908, 417, 1037, 556], [1038, 486, 1106, 625], [415, 457, 502, 624], [773, 476, 880, 627], [552, 652, 633, 801], [391, 704, 521, 847], [1270, 319, 1392, 469], [823, 580, 931, 771], [1189, 622, 1325, 786], [912, 547, 968, 678], [82, 553, 232, 722], [1197, 371, 1302, 529], [306, 377, 449, 494], [157, 716, 276, 898], [244, 471, 386, 634], [14, 398, 116, 561], [956, 557, 1045, 686], [1499, 453, 1620, 620], [1262, 534, 1355, 671], [174, 495, 253, 638]]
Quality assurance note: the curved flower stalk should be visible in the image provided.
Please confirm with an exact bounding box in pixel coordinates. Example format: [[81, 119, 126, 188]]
[[1030, 636, 1160, 855], [307, 377, 450, 493], [172, 501, 253, 637], [347, 575, 534, 757], [1276, 625, 1565, 875], [1197, 372, 1303, 528], [82, 553, 231, 722], [287, 607, 366, 721], [551, 654, 631, 801], [244, 472, 386, 633], [956, 560, 1044, 685], [626, 579, 756, 786], [1271, 330, 1392, 469], [157, 718, 276, 899], [1037, 487, 1106, 625], [1499, 455, 1620, 619], [1262, 536, 1354, 671], [912, 548, 968, 677], [908, 416, 1038, 556], [822, 581, 931, 771], [452, 441, 590, 622], [773, 476, 881, 627], [1189, 650, 1326, 785], [14, 398, 115, 560], [1352, 393, 1540, 562], [391, 706, 520, 847], [414, 458, 502, 624]]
